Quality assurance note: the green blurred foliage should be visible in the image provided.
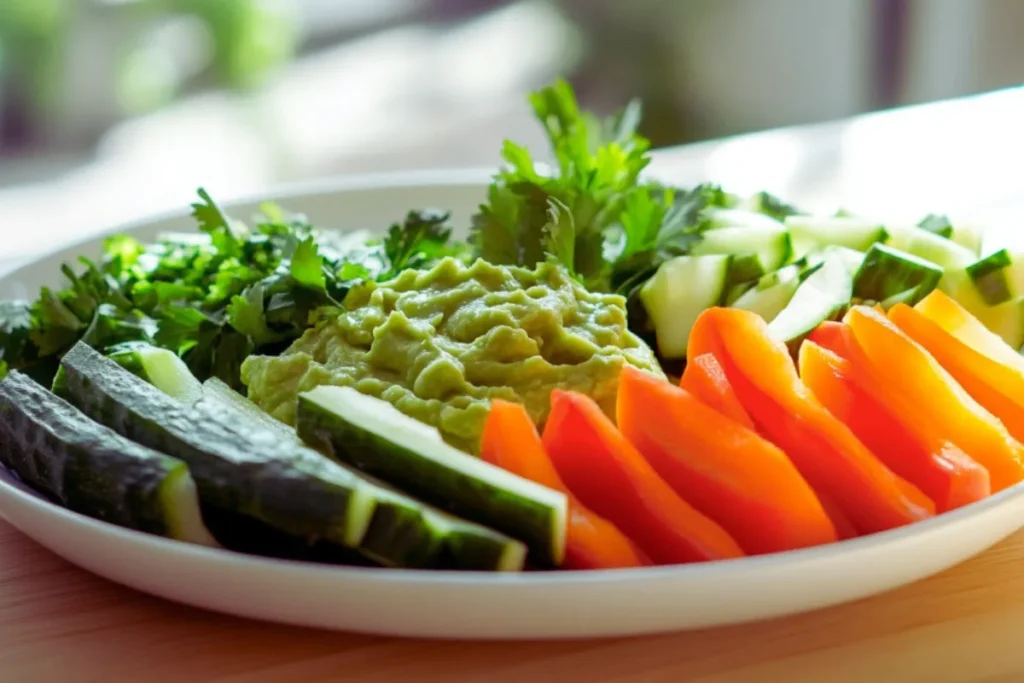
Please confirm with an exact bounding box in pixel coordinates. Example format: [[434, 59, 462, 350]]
[[0, 0, 298, 118]]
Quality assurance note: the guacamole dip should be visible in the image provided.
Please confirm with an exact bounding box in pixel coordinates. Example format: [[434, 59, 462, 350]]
[[240, 257, 663, 453]]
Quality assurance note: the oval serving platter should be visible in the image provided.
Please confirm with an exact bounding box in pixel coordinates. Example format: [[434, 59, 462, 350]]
[[1, 171, 1023, 640]]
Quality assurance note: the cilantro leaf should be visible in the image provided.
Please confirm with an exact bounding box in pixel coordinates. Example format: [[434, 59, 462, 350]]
[[382, 210, 456, 278], [227, 284, 287, 346], [471, 78, 653, 290], [290, 238, 327, 291], [542, 197, 576, 273]]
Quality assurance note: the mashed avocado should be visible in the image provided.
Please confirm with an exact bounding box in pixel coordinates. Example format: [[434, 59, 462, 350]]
[[240, 257, 663, 453]]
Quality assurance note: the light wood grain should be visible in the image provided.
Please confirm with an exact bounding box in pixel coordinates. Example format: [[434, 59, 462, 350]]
[[2, 521, 1023, 683]]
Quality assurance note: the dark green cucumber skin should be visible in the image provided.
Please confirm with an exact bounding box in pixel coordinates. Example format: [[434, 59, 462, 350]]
[[357, 497, 443, 568], [198, 380, 447, 568], [852, 244, 943, 307], [437, 522, 525, 571], [199, 507, 379, 567], [297, 395, 561, 567], [202, 380, 521, 570], [966, 250, 1012, 306], [0, 371, 186, 537], [58, 342, 364, 546]]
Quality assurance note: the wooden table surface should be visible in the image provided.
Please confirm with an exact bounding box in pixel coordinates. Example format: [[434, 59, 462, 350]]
[[3, 514, 1024, 683]]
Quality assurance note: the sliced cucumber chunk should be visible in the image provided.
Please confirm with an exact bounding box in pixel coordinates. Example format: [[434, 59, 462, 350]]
[[691, 223, 792, 274], [767, 247, 855, 348], [296, 386, 568, 566], [702, 207, 789, 231], [886, 224, 976, 271], [965, 249, 1024, 306], [201, 377, 292, 431], [917, 214, 954, 239], [0, 370, 216, 546], [58, 342, 378, 552], [939, 267, 989, 317], [974, 297, 1024, 350], [731, 263, 804, 323], [785, 215, 887, 257], [950, 222, 984, 255], [852, 243, 944, 307], [106, 343, 203, 405], [639, 254, 732, 359], [203, 378, 527, 571]]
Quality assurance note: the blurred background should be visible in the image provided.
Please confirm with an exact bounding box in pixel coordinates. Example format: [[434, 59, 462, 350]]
[[2, 0, 1024, 261]]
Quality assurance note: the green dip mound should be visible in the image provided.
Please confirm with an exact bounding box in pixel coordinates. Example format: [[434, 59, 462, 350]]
[[240, 257, 663, 453]]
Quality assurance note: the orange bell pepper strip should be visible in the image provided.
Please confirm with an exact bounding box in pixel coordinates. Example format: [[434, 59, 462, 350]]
[[843, 305, 1024, 492], [807, 321, 850, 357], [799, 340, 990, 512], [890, 302, 1024, 445], [617, 366, 836, 555], [687, 308, 934, 535], [915, 289, 1024, 371], [679, 352, 755, 430], [479, 399, 646, 570], [542, 389, 745, 565]]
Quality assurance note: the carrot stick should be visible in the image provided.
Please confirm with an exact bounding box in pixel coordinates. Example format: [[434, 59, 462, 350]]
[[617, 366, 836, 554], [480, 400, 646, 569], [680, 353, 755, 430], [891, 301, 1024, 446], [687, 308, 934, 535], [843, 305, 1024, 492], [543, 390, 744, 565], [799, 340, 990, 512]]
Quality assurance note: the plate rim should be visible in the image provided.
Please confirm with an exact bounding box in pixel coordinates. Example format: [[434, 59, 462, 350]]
[[2, 459, 1023, 588], [2, 170, 1023, 590]]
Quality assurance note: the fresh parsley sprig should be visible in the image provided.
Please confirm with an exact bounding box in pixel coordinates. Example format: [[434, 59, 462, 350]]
[[0, 189, 464, 389], [468, 78, 741, 297]]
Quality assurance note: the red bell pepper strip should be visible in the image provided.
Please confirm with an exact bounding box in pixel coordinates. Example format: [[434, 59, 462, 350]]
[[799, 339, 990, 512], [687, 308, 934, 535], [542, 389, 745, 565], [617, 366, 836, 554], [480, 399, 646, 569]]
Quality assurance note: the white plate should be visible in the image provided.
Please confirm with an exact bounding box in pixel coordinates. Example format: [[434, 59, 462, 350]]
[[2, 172, 1024, 640]]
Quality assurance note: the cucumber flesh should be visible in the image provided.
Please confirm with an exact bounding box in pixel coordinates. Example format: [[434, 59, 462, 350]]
[[640, 255, 732, 359], [201, 377, 292, 432], [296, 385, 568, 567], [58, 342, 378, 551], [965, 249, 1024, 306], [731, 264, 804, 323], [203, 378, 526, 571], [886, 224, 976, 271], [0, 370, 216, 546], [107, 343, 203, 405], [950, 223, 984, 255], [702, 207, 788, 232], [852, 243, 943, 307], [940, 267, 989, 317], [974, 297, 1024, 350], [767, 247, 855, 348], [785, 215, 887, 256], [691, 224, 792, 274]]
